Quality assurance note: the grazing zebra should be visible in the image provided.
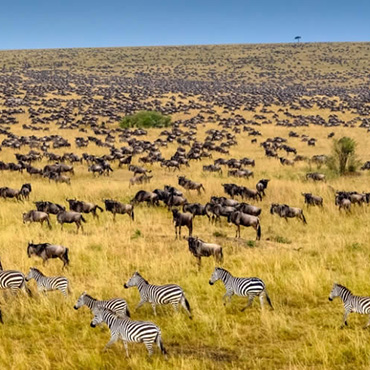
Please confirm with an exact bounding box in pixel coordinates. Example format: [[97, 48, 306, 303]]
[[90, 308, 167, 357], [209, 267, 273, 311], [124, 272, 192, 318], [26, 268, 70, 296], [329, 283, 370, 328], [0, 261, 30, 295], [74, 292, 130, 317]]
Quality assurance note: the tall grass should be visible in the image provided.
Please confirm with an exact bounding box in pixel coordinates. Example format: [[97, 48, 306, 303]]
[[0, 108, 369, 369]]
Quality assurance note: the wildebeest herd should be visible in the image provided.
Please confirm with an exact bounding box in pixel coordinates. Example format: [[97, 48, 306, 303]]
[[0, 43, 370, 366]]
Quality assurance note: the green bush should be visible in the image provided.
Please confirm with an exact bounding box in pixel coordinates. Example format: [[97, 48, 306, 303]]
[[327, 137, 360, 175], [120, 111, 171, 129]]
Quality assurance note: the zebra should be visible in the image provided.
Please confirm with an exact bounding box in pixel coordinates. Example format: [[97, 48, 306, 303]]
[[329, 283, 370, 328], [209, 267, 273, 311], [90, 308, 167, 357], [74, 291, 130, 317], [124, 272, 192, 318], [26, 268, 70, 296], [0, 260, 31, 295]]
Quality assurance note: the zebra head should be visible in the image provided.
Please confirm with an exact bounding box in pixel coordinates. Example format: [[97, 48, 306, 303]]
[[329, 283, 343, 301], [74, 292, 87, 310], [209, 267, 224, 285], [25, 268, 36, 282], [90, 309, 104, 328], [124, 271, 147, 288]]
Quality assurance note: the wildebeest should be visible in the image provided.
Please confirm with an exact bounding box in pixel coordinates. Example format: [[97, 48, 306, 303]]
[[205, 202, 236, 224], [202, 164, 222, 174], [131, 190, 159, 206], [66, 199, 104, 219], [306, 172, 326, 182], [0, 184, 31, 201], [172, 209, 193, 239], [270, 204, 307, 223], [27, 242, 69, 269], [302, 193, 323, 207], [256, 179, 270, 197], [335, 195, 351, 212], [57, 211, 86, 231], [228, 211, 261, 240], [103, 199, 134, 221], [128, 165, 151, 176], [185, 236, 223, 269], [178, 176, 205, 194], [182, 203, 210, 220], [235, 202, 262, 217], [35, 201, 65, 214], [129, 174, 153, 187], [20, 184, 32, 200], [242, 187, 262, 202], [228, 169, 254, 179], [279, 157, 294, 166], [23, 210, 51, 228]]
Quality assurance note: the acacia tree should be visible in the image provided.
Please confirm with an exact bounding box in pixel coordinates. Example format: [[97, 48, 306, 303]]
[[327, 137, 359, 175], [294, 36, 302, 43]]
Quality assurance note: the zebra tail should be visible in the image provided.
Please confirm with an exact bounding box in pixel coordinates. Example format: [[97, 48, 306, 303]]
[[156, 332, 168, 356], [125, 307, 131, 318], [265, 290, 274, 310], [184, 296, 192, 316]]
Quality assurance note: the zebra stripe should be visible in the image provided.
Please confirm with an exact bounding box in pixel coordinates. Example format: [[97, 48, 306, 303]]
[[329, 283, 370, 328], [124, 272, 192, 318], [209, 267, 273, 310], [0, 270, 29, 294], [90, 308, 167, 357], [26, 268, 70, 296], [74, 292, 130, 317]]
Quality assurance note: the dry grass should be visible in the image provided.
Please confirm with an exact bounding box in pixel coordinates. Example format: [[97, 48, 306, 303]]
[[0, 43, 370, 369]]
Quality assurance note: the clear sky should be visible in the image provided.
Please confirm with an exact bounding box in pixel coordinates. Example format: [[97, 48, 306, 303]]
[[1, 0, 369, 50]]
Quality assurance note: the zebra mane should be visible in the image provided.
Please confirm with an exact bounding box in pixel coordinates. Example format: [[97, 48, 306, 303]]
[[336, 283, 351, 293], [31, 267, 43, 275], [84, 294, 96, 301], [136, 272, 149, 284]]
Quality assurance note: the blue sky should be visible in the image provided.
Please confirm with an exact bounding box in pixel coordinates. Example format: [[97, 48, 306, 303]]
[[1, 0, 369, 50]]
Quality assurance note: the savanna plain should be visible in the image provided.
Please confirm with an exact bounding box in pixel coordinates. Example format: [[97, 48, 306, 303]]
[[0, 43, 370, 369]]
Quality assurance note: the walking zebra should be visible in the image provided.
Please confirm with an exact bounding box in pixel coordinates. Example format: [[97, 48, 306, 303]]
[[90, 308, 167, 357], [0, 260, 30, 295], [26, 268, 70, 296], [124, 272, 192, 318], [74, 292, 130, 317], [329, 283, 370, 328], [209, 267, 273, 311]]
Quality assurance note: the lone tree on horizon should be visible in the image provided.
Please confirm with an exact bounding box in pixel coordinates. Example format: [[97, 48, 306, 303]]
[[294, 36, 302, 43]]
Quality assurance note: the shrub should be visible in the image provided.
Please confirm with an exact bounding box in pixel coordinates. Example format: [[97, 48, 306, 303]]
[[327, 137, 360, 175], [120, 111, 171, 129]]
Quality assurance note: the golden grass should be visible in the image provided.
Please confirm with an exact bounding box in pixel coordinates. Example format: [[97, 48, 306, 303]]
[[0, 42, 370, 369], [0, 117, 369, 369]]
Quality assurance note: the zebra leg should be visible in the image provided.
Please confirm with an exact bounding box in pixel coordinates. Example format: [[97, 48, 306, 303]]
[[259, 293, 265, 309], [240, 296, 254, 311], [151, 303, 157, 316], [123, 340, 129, 357], [341, 310, 350, 328], [104, 333, 119, 351], [136, 300, 146, 311], [223, 292, 233, 305], [144, 342, 154, 357]]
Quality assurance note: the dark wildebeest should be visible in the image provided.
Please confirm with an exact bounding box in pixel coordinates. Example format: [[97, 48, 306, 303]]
[[129, 174, 153, 187], [227, 169, 254, 179], [131, 191, 159, 206], [103, 199, 134, 221], [20, 184, 32, 200], [35, 201, 65, 214], [256, 179, 270, 197], [202, 164, 222, 174], [270, 204, 307, 224], [302, 193, 323, 207], [306, 172, 326, 182], [23, 210, 51, 228], [66, 199, 104, 219], [178, 176, 205, 194], [241, 187, 262, 202], [128, 165, 151, 176], [27, 242, 69, 269], [185, 236, 223, 270], [228, 211, 261, 240], [205, 203, 236, 224], [182, 203, 210, 220], [57, 211, 86, 232], [172, 209, 193, 239], [279, 157, 294, 166], [0, 186, 21, 201], [335, 195, 351, 212], [235, 203, 262, 217]]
